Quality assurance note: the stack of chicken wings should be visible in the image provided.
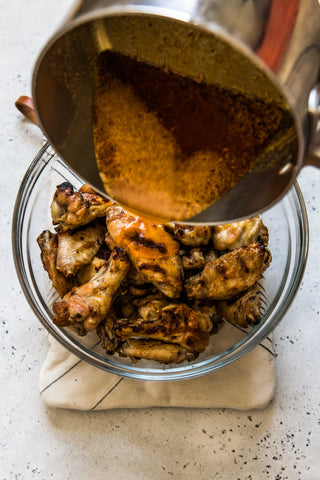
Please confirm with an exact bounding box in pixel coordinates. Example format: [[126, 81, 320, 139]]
[[37, 182, 271, 364]]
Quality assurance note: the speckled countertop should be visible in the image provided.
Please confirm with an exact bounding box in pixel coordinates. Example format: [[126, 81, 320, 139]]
[[1, 1, 320, 479]]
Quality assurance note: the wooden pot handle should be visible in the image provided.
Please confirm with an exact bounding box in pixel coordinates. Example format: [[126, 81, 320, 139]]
[[15, 95, 40, 127]]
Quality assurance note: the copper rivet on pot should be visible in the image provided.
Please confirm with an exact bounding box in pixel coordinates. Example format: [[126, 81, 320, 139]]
[[279, 162, 293, 175]]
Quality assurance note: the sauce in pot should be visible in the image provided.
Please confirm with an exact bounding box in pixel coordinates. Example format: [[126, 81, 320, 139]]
[[93, 50, 294, 221]]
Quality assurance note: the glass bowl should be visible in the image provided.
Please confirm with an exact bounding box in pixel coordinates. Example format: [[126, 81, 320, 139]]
[[12, 143, 309, 381]]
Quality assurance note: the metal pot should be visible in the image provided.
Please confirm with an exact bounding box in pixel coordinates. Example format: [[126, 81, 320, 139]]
[[32, 0, 320, 223]]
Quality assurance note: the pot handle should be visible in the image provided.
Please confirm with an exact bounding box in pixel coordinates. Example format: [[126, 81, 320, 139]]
[[15, 95, 40, 127]]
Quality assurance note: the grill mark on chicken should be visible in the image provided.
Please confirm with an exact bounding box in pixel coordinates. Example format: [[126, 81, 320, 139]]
[[127, 230, 167, 253], [138, 263, 165, 273], [106, 205, 183, 298], [113, 303, 211, 353]]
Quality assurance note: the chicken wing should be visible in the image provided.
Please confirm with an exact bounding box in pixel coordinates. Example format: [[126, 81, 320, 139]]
[[56, 223, 105, 277], [213, 217, 267, 251], [51, 182, 111, 232], [113, 303, 211, 353], [216, 283, 262, 328], [52, 247, 130, 333], [106, 205, 183, 299], [37, 230, 75, 298], [167, 223, 212, 246], [118, 339, 198, 364], [185, 242, 271, 301], [97, 295, 201, 363]]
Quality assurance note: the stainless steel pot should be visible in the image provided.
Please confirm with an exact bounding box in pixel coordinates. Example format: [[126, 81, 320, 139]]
[[32, 0, 320, 223]]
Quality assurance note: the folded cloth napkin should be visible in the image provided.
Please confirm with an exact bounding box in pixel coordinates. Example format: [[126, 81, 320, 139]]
[[39, 323, 275, 411]]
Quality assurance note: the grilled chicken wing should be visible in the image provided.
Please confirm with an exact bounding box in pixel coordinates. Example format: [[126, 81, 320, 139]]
[[56, 223, 105, 277], [37, 230, 75, 298], [118, 339, 198, 364], [213, 217, 266, 251], [113, 303, 211, 353], [185, 242, 271, 301], [106, 205, 183, 298], [216, 283, 262, 328], [51, 182, 111, 232], [167, 223, 212, 246], [52, 247, 130, 333], [97, 294, 202, 363]]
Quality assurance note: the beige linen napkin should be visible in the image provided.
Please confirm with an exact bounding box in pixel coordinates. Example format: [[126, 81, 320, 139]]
[[39, 323, 275, 411]]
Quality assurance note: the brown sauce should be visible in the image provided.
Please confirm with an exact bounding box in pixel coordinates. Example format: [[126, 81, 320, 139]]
[[93, 50, 292, 221]]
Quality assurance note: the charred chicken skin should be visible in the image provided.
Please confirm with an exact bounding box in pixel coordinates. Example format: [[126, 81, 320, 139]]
[[106, 205, 183, 299], [52, 247, 130, 334], [185, 242, 271, 301], [51, 182, 112, 233]]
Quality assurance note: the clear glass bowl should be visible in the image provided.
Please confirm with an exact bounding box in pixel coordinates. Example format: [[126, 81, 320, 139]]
[[12, 143, 309, 380]]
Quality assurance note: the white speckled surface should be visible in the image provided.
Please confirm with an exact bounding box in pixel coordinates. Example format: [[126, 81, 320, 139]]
[[1, 1, 320, 479]]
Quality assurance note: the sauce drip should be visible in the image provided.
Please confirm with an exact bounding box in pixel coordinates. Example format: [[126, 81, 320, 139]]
[[93, 50, 292, 221]]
